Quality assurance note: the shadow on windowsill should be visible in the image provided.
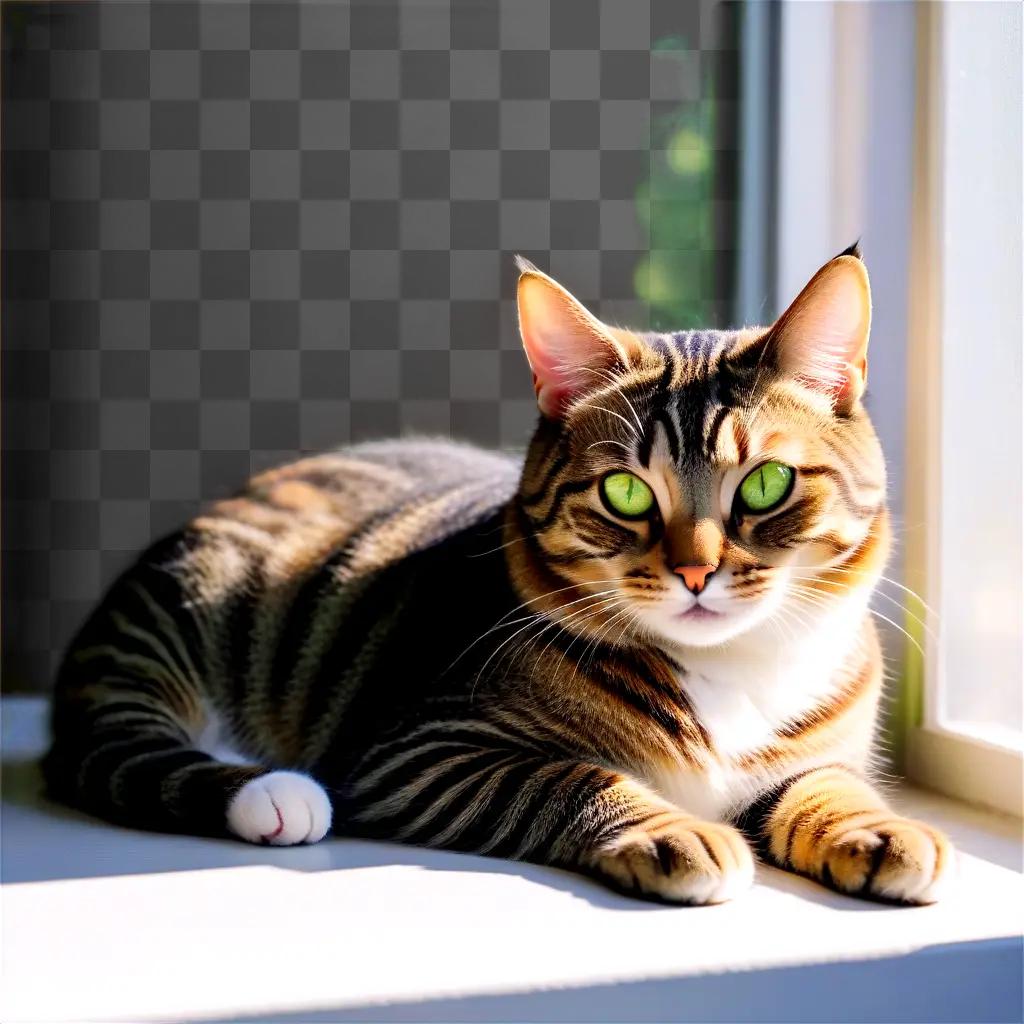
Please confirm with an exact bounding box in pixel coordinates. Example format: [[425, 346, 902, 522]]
[[2, 754, 901, 915]]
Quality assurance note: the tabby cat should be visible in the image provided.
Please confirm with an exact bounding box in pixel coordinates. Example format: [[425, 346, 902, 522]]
[[45, 248, 952, 904]]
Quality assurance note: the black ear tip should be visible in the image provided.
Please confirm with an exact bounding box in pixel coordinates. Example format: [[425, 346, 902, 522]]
[[836, 240, 863, 261]]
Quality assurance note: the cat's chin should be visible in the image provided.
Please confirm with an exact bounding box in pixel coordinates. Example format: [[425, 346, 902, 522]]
[[644, 602, 772, 650]]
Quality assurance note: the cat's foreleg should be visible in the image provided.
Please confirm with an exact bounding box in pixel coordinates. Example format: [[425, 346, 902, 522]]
[[737, 765, 954, 903], [572, 770, 756, 904], [351, 749, 754, 904]]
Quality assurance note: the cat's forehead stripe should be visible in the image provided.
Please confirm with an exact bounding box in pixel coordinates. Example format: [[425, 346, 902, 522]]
[[646, 329, 743, 371], [616, 328, 781, 470]]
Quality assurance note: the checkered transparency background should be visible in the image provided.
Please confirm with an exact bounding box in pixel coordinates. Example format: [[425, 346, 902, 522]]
[[2, 0, 739, 691]]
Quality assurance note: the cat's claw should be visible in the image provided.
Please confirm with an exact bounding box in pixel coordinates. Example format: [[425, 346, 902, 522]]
[[227, 771, 332, 846]]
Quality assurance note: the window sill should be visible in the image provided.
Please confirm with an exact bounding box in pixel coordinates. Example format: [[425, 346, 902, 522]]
[[3, 696, 1021, 1023], [908, 723, 1024, 819]]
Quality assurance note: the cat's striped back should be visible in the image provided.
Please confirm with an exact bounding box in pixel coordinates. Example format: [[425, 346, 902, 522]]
[[45, 440, 520, 834]]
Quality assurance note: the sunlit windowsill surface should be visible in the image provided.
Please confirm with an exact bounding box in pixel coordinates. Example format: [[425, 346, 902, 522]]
[[2, 697, 1021, 1024]]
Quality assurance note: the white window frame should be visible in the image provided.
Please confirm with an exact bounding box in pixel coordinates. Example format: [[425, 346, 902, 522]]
[[903, 0, 1023, 819], [772, 0, 1023, 817]]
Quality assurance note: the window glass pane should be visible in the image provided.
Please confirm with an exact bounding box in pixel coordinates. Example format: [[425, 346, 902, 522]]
[[936, 3, 1022, 745]]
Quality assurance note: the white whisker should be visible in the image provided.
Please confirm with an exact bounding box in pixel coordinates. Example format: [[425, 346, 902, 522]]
[[577, 402, 640, 440], [585, 439, 632, 454]]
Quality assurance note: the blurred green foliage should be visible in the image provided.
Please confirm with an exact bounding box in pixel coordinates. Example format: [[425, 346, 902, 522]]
[[635, 37, 720, 330]]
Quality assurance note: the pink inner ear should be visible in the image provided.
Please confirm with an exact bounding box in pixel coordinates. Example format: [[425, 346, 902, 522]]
[[524, 326, 609, 418], [775, 256, 871, 406], [527, 364, 578, 419], [518, 272, 625, 419]]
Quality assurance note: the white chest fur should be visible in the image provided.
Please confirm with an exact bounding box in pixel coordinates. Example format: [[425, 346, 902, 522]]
[[648, 597, 868, 820]]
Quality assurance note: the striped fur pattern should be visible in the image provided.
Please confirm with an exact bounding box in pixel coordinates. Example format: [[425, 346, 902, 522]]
[[45, 250, 953, 904]]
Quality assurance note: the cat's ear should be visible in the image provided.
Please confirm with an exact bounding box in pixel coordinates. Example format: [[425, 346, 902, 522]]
[[516, 257, 638, 419], [768, 248, 871, 414]]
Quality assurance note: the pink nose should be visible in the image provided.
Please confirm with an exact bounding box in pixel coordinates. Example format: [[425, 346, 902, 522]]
[[674, 564, 716, 594]]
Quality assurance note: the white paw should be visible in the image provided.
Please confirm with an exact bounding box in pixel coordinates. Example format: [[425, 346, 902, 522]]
[[227, 771, 332, 846]]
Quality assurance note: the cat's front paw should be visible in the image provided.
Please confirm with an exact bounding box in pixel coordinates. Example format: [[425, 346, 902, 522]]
[[227, 771, 332, 846], [820, 816, 953, 904], [587, 815, 755, 904]]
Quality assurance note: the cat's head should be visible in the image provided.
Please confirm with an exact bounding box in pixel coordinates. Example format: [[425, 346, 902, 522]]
[[508, 248, 888, 652]]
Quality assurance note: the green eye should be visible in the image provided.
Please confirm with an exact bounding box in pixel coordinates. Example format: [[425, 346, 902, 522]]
[[601, 472, 655, 518], [738, 461, 794, 513]]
